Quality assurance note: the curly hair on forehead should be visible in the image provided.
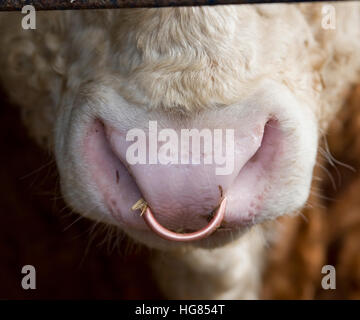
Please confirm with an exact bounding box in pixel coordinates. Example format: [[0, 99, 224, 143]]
[[1, 4, 360, 144]]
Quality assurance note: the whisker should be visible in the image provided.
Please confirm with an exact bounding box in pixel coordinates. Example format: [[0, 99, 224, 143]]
[[19, 158, 55, 180], [312, 175, 323, 182], [299, 211, 309, 223], [323, 136, 356, 172], [315, 161, 337, 190], [310, 190, 336, 202], [319, 147, 342, 186], [63, 214, 84, 232]]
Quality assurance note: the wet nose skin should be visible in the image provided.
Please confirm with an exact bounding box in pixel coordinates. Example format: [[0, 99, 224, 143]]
[[106, 120, 266, 233]]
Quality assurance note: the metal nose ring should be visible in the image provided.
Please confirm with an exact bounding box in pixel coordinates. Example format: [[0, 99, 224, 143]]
[[132, 198, 227, 242]]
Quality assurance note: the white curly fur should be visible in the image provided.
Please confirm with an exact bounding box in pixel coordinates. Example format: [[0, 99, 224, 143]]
[[1, 3, 359, 299]]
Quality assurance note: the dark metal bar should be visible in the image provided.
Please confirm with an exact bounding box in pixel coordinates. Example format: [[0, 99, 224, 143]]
[[0, 0, 354, 11]]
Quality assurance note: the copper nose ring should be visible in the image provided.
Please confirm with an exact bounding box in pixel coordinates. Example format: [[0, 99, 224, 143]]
[[133, 198, 227, 242]]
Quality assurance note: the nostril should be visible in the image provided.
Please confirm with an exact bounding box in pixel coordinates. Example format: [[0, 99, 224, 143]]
[[247, 119, 282, 166]]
